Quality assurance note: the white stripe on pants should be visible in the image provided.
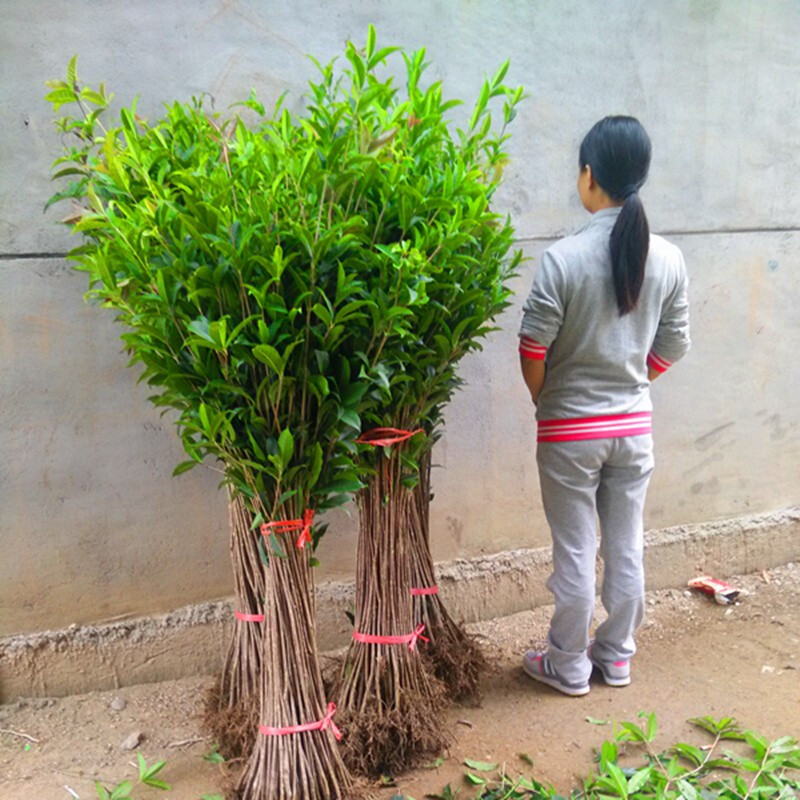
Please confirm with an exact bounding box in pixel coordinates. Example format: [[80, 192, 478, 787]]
[[536, 434, 654, 685]]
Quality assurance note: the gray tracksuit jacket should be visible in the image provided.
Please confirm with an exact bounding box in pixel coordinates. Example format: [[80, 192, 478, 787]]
[[518, 207, 690, 442]]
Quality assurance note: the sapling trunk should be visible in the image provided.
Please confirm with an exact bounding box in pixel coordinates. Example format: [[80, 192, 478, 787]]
[[237, 510, 355, 800], [336, 446, 448, 776], [409, 451, 486, 703], [204, 492, 263, 758]]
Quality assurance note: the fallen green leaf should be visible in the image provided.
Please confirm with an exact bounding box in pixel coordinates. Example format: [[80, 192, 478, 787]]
[[203, 748, 225, 764], [585, 716, 610, 725], [463, 757, 498, 772]]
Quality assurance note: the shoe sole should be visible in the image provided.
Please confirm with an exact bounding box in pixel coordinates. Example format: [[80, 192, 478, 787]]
[[523, 659, 591, 696], [590, 661, 631, 687]]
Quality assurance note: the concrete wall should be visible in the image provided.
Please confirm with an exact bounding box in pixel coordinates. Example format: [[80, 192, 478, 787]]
[[2, 0, 799, 637]]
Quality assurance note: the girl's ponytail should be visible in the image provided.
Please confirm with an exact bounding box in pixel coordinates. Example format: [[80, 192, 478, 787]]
[[609, 190, 649, 315], [579, 116, 652, 316]]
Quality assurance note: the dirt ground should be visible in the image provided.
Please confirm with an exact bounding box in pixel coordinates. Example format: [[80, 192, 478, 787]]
[[1, 563, 799, 800]]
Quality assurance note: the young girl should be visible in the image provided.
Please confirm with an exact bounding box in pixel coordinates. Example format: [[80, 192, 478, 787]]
[[518, 116, 690, 696]]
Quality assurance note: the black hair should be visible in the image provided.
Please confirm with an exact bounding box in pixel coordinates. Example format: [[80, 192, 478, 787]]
[[579, 116, 652, 315]]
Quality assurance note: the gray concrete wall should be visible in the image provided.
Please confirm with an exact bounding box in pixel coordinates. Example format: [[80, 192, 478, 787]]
[[2, 1, 799, 637]]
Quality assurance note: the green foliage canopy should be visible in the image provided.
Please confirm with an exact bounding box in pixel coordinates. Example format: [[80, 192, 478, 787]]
[[45, 30, 523, 534]]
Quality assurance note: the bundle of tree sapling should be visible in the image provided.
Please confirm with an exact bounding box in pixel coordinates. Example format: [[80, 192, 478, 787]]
[[302, 36, 524, 772], [44, 60, 397, 798], [45, 73, 274, 756]]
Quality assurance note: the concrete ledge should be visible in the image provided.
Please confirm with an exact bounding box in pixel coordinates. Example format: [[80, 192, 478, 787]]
[[2, 507, 798, 701]]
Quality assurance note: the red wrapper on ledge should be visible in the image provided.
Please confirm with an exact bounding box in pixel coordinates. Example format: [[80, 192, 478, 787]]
[[688, 575, 741, 605]]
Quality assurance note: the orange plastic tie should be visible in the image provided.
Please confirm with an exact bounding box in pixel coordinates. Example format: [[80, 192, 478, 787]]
[[355, 427, 424, 447], [352, 623, 429, 652], [410, 586, 439, 596], [234, 611, 265, 622], [259, 702, 342, 741], [260, 508, 315, 550]]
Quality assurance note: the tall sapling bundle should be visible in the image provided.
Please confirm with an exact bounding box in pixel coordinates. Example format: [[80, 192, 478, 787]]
[[44, 57, 396, 799], [321, 35, 524, 771]]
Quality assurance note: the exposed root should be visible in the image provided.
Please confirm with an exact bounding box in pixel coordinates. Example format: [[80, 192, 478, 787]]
[[416, 609, 486, 705], [410, 451, 487, 703], [203, 676, 258, 761], [335, 675, 449, 778]]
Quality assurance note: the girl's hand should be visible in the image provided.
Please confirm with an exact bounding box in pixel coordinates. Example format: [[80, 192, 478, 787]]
[[520, 357, 545, 406]]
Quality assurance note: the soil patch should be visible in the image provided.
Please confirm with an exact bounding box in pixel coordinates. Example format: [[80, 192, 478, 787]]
[[1, 563, 798, 799]]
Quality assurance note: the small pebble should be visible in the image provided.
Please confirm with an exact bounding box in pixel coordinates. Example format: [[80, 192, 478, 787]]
[[121, 731, 143, 750], [110, 696, 127, 712]]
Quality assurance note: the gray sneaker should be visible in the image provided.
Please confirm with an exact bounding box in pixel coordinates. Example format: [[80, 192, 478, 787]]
[[588, 647, 631, 687], [522, 650, 590, 697]]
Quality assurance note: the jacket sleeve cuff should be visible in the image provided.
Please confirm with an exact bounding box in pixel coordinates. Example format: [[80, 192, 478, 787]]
[[519, 336, 547, 361], [647, 350, 673, 374]]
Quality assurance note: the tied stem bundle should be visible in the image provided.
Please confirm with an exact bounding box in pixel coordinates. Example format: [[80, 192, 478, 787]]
[[238, 506, 355, 800], [336, 443, 448, 776]]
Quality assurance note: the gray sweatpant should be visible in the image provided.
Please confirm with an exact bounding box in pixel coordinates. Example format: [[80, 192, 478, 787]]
[[536, 435, 654, 685]]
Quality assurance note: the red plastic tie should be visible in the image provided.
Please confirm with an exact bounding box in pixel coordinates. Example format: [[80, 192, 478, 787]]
[[355, 427, 424, 447], [260, 508, 315, 550], [352, 623, 429, 652], [234, 611, 265, 622], [258, 702, 342, 741], [410, 586, 439, 596]]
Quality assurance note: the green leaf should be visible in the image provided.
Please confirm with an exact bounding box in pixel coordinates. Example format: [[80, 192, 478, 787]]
[[278, 428, 294, 468], [586, 716, 610, 725], [618, 721, 648, 743], [599, 740, 618, 772], [203, 748, 226, 764], [463, 758, 497, 772], [249, 511, 264, 531], [605, 762, 629, 798], [463, 771, 486, 786], [173, 459, 199, 476], [639, 710, 658, 742], [307, 442, 323, 488], [45, 87, 78, 110], [66, 54, 78, 86], [252, 344, 283, 373], [365, 24, 376, 61], [339, 408, 360, 430], [109, 781, 133, 800], [627, 766, 653, 793], [256, 535, 269, 566], [267, 532, 286, 559]]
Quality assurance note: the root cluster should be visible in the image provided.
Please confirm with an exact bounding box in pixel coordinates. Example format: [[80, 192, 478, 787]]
[[409, 453, 487, 703]]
